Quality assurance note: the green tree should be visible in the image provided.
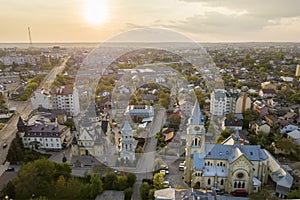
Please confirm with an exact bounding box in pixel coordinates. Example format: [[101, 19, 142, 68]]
[[153, 173, 164, 190], [126, 173, 137, 188], [140, 182, 150, 200], [103, 170, 118, 190], [88, 174, 104, 198], [288, 188, 300, 199], [124, 187, 133, 200], [169, 114, 181, 130]]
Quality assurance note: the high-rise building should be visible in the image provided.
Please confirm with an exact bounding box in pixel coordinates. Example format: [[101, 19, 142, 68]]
[[210, 89, 238, 116]]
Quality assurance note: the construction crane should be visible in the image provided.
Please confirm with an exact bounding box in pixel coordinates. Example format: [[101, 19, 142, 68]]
[[28, 26, 32, 45]]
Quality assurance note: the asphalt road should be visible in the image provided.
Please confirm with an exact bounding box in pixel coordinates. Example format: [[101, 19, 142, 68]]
[[0, 58, 69, 164]]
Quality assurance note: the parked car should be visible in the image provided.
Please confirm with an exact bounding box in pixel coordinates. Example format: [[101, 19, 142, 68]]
[[6, 167, 14, 172], [2, 143, 8, 149], [179, 162, 185, 171], [159, 169, 169, 176], [231, 190, 247, 197]]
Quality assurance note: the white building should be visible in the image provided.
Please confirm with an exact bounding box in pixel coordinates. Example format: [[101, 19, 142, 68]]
[[31, 85, 80, 116], [17, 113, 71, 150], [31, 89, 52, 110], [210, 89, 238, 116]]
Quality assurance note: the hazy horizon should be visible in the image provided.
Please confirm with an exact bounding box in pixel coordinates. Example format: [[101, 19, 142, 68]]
[[1, 0, 300, 43]]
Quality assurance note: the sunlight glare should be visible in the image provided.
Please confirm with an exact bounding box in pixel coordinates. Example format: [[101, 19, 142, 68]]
[[84, 0, 108, 25]]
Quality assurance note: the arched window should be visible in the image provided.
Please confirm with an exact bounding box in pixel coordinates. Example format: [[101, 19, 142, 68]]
[[220, 179, 224, 186], [220, 162, 223, 166], [125, 144, 128, 150], [208, 178, 211, 185], [238, 182, 241, 188], [234, 182, 237, 188], [217, 163, 219, 166], [242, 182, 245, 188], [207, 161, 210, 166]]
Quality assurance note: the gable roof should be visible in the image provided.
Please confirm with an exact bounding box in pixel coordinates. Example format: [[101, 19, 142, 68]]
[[287, 129, 300, 139]]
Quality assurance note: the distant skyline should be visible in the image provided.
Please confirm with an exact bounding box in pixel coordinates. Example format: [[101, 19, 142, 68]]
[[1, 0, 300, 43]]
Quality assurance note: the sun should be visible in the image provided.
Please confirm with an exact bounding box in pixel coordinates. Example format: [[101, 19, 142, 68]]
[[84, 0, 108, 25]]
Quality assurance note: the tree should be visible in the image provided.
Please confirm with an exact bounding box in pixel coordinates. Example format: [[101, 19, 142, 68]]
[[124, 187, 133, 200], [126, 173, 136, 188], [103, 171, 118, 190], [14, 159, 56, 199], [169, 114, 181, 130], [140, 182, 150, 200], [88, 174, 103, 198], [288, 188, 300, 199], [153, 173, 164, 190]]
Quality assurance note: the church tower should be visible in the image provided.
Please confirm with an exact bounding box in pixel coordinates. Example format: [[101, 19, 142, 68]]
[[120, 120, 136, 162], [184, 100, 206, 183]]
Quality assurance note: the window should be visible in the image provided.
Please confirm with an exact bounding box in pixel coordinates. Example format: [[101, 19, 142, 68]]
[[220, 179, 224, 186], [237, 173, 244, 179], [242, 182, 245, 188], [208, 178, 211, 185], [238, 182, 241, 188], [234, 182, 237, 188]]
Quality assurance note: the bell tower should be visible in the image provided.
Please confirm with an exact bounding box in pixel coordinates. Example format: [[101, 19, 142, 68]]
[[184, 100, 205, 183]]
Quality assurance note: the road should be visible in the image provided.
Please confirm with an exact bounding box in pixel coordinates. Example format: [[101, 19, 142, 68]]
[[131, 108, 165, 200], [0, 58, 69, 164]]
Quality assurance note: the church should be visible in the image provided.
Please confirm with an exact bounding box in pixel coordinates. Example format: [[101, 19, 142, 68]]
[[184, 100, 292, 197]]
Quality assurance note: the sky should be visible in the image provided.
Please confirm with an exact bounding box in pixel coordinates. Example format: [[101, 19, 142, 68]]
[[0, 0, 300, 42]]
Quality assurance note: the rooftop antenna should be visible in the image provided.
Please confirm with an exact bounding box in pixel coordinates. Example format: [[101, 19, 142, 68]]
[[28, 26, 32, 46]]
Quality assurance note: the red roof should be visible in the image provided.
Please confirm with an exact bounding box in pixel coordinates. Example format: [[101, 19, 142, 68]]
[[262, 89, 276, 94]]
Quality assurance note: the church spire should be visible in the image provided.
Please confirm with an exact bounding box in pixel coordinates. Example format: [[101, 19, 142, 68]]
[[190, 100, 204, 125]]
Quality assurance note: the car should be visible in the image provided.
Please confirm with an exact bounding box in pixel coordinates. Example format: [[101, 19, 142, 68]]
[[179, 162, 185, 171], [163, 180, 170, 187], [2, 143, 8, 149], [231, 189, 248, 197], [159, 169, 169, 176], [212, 187, 224, 195], [160, 164, 169, 170], [6, 167, 14, 172]]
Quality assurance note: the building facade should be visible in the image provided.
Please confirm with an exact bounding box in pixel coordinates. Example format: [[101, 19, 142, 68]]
[[31, 85, 80, 116], [17, 113, 71, 150], [185, 100, 293, 198], [119, 120, 136, 162], [210, 89, 238, 116]]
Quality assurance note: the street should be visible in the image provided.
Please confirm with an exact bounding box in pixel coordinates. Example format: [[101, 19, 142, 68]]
[[0, 58, 69, 164]]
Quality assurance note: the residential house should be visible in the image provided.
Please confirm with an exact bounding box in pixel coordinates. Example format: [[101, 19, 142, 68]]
[[284, 112, 297, 122], [259, 89, 276, 98], [253, 101, 269, 117], [250, 121, 271, 135], [222, 118, 243, 132], [264, 115, 278, 127], [261, 82, 276, 90], [287, 129, 300, 145], [280, 124, 298, 134]]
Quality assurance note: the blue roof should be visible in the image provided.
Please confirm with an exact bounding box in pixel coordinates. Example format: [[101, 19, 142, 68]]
[[121, 120, 132, 135], [204, 144, 268, 161], [194, 152, 205, 170]]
